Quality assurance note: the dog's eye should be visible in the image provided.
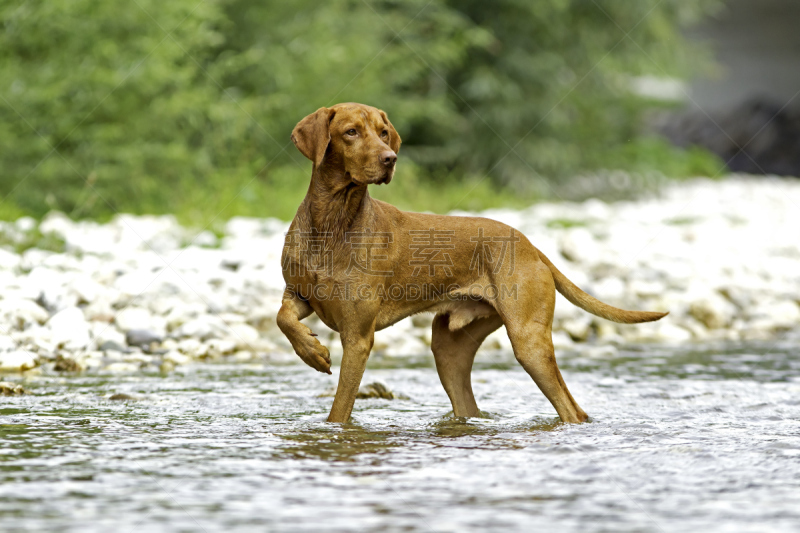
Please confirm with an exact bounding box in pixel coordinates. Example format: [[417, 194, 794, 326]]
[[381, 130, 389, 138], [345, 129, 357, 136]]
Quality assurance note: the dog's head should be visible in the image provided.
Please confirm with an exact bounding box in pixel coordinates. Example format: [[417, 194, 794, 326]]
[[291, 103, 401, 185]]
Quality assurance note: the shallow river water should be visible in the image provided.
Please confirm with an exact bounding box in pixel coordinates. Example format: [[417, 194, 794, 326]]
[[2, 341, 800, 532]]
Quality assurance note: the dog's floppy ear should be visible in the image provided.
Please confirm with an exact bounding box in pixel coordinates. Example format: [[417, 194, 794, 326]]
[[379, 110, 402, 153], [291, 107, 336, 167]]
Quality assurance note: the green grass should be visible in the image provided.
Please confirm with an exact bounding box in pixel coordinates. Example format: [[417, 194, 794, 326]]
[[664, 216, 701, 226], [595, 137, 724, 179], [545, 218, 589, 229], [0, 138, 728, 233], [164, 162, 540, 232], [370, 164, 537, 214], [0, 227, 66, 254]]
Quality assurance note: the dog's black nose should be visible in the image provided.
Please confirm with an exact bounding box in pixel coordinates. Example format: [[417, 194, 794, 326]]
[[380, 150, 397, 167]]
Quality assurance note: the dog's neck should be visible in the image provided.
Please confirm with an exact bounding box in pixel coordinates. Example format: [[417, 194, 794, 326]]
[[304, 161, 371, 237]]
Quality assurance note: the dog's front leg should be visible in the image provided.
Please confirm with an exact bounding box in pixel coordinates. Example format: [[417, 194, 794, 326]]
[[327, 325, 375, 423], [277, 291, 332, 374]]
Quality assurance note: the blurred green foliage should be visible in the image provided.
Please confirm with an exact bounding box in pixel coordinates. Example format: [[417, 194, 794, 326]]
[[0, 0, 722, 223]]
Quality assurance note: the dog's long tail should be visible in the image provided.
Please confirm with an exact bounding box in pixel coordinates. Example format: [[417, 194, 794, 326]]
[[536, 248, 668, 324]]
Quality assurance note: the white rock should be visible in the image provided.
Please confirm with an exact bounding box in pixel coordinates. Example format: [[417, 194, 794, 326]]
[[747, 300, 800, 331], [559, 227, 600, 264], [591, 277, 627, 302], [124, 353, 154, 365], [47, 307, 91, 349], [71, 276, 104, 304], [561, 318, 592, 342], [177, 338, 207, 358], [0, 336, 16, 352], [164, 350, 192, 365], [12, 325, 53, 352], [623, 321, 693, 343], [192, 230, 218, 248], [91, 322, 127, 348], [114, 271, 161, 299], [552, 330, 575, 350], [688, 293, 736, 330], [628, 279, 665, 298], [656, 322, 694, 343], [0, 248, 21, 270], [579, 344, 618, 358], [25, 267, 76, 312], [0, 350, 36, 372], [115, 307, 154, 332], [103, 362, 140, 373], [164, 302, 207, 329], [374, 330, 428, 357], [420, 327, 432, 346], [112, 214, 184, 254], [225, 217, 271, 239], [160, 339, 178, 351], [39, 211, 73, 237], [173, 315, 228, 340], [83, 297, 116, 323], [553, 293, 583, 321], [0, 177, 796, 370], [232, 350, 254, 362], [207, 339, 236, 357], [250, 337, 279, 353], [594, 321, 622, 344], [217, 312, 246, 325], [15, 216, 36, 233], [227, 322, 260, 348]]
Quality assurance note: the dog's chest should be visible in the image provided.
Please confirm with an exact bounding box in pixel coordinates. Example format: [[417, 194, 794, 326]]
[[281, 232, 345, 294]]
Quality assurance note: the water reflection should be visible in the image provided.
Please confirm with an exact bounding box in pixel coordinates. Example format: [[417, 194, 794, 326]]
[[429, 415, 563, 440], [0, 342, 799, 532], [278, 424, 401, 462]]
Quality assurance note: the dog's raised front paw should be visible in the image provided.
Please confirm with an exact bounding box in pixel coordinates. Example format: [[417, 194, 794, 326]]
[[296, 335, 332, 375]]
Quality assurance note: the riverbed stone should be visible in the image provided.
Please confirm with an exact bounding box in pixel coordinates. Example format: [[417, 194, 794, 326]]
[[0, 336, 16, 352], [688, 293, 737, 330], [47, 307, 91, 349], [54, 355, 83, 372], [115, 307, 155, 332], [108, 393, 139, 401], [0, 351, 37, 372], [747, 300, 800, 331], [0, 248, 21, 270], [177, 338, 207, 358], [164, 350, 192, 366], [125, 329, 163, 348], [356, 382, 406, 399], [207, 339, 237, 358], [552, 330, 575, 350], [231, 350, 254, 362], [0, 381, 27, 395], [0, 177, 795, 373], [0, 298, 49, 329], [227, 322, 260, 348], [103, 362, 140, 373], [173, 315, 228, 340], [559, 227, 600, 264], [562, 318, 592, 342]]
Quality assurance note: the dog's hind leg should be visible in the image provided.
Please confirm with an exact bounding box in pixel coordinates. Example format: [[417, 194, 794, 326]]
[[496, 262, 588, 423], [431, 313, 503, 418]]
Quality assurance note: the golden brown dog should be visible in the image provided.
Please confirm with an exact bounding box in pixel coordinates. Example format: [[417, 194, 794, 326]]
[[278, 103, 667, 424]]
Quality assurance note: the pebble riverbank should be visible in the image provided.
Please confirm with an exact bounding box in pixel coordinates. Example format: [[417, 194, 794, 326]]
[[0, 175, 798, 375]]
